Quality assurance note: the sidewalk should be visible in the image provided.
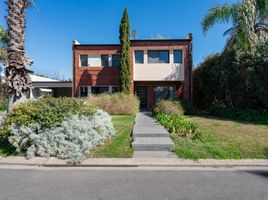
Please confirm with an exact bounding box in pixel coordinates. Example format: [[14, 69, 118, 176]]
[[1, 156, 268, 167]]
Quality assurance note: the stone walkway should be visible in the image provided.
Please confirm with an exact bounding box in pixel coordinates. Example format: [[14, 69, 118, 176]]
[[132, 112, 176, 158]]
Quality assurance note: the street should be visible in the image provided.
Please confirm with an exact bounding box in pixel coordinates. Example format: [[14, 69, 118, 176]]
[[0, 166, 267, 200]]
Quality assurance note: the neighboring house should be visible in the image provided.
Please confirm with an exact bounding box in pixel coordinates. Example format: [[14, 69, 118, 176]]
[[1, 73, 72, 98], [30, 74, 72, 98], [72, 34, 193, 109]]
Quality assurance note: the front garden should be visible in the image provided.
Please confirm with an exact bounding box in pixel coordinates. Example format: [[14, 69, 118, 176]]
[[153, 100, 268, 159], [0, 93, 138, 164]]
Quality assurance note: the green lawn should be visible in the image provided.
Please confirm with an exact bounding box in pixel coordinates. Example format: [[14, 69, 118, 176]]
[[172, 115, 268, 159], [89, 115, 135, 158]]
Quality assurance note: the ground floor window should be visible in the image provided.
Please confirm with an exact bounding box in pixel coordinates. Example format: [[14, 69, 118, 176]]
[[80, 86, 88, 97], [91, 87, 109, 94], [112, 86, 119, 93], [154, 86, 175, 102]]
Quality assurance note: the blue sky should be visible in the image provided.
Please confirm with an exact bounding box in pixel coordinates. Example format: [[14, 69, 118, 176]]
[[0, 0, 237, 79]]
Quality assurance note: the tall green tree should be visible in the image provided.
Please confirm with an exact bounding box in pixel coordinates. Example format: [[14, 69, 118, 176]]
[[202, 0, 268, 50], [6, 0, 32, 111], [119, 8, 131, 94]]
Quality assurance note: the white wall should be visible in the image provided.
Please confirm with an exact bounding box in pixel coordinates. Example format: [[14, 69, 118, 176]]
[[133, 50, 184, 81]]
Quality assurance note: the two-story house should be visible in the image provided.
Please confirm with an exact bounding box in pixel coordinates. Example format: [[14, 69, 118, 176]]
[[72, 34, 192, 109]]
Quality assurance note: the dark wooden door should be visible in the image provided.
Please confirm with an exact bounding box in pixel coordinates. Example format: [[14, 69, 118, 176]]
[[136, 86, 148, 109]]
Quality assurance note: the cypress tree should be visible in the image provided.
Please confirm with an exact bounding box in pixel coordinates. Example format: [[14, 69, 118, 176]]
[[119, 8, 131, 94]]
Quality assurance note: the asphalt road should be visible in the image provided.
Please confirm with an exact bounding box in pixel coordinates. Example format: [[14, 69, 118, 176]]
[[0, 167, 267, 200]]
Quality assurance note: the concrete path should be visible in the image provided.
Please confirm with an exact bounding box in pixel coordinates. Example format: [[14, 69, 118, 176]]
[[132, 112, 176, 158]]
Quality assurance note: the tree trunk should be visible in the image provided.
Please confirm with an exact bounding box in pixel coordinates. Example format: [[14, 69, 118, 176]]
[[6, 0, 32, 112]]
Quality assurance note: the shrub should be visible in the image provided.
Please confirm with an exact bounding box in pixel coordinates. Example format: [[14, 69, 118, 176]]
[[208, 106, 268, 124], [0, 97, 97, 137], [8, 110, 116, 165], [155, 112, 200, 140], [193, 40, 268, 110], [153, 100, 196, 115], [84, 93, 139, 115]]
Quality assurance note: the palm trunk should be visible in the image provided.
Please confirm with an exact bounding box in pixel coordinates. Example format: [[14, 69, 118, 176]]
[[6, 0, 32, 112]]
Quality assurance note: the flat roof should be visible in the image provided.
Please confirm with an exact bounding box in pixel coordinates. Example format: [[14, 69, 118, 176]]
[[73, 39, 191, 46]]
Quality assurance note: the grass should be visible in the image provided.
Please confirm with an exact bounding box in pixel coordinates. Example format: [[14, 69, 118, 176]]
[[0, 99, 8, 112], [89, 115, 135, 158], [172, 115, 268, 159]]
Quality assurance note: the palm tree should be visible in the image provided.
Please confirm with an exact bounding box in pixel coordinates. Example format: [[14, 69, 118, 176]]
[[6, 0, 32, 111], [202, 0, 268, 50]]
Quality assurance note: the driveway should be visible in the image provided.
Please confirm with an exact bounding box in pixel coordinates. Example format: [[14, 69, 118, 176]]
[[0, 167, 267, 200]]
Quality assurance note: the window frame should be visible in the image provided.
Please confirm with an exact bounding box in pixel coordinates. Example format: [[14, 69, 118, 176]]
[[101, 54, 109, 67], [173, 50, 183, 64], [79, 86, 88, 97], [148, 50, 170, 64], [91, 86, 109, 94], [134, 50, 144, 64], [112, 54, 120, 67], [80, 55, 88, 67], [154, 86, 175, 103]]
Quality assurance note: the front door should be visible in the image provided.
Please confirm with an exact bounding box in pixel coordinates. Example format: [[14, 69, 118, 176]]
[[135, 86, 148, 109]]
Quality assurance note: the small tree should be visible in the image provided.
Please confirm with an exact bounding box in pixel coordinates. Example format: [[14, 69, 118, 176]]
[[119, 8, 131, 94], [6, 0, 32, 111]]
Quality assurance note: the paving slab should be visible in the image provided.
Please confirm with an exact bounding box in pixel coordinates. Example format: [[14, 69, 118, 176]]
[[132, 137, 174, 151], [133, 151, 177, 158], [133, 126, 169, 137]]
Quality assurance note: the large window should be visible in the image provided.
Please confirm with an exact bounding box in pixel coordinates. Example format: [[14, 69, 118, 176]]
[[112, 54, 120, 67], [91, 87, 109, 94], [154, 86, 175, 102], [148, 50, 169, 63], [80, 86, 88, 97], [101, 54, 109, 67], [135, 50, 144, 64], [80, 55, 88, 67], [174, 50, 183, 64]]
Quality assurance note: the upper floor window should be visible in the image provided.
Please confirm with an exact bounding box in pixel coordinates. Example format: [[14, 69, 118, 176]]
[[101, 54, 109, 67], [80, 55, 88, 67], [135, 50, 144, 64], [148, 50, 169, 63], [112, 54, 120, 67], [174, 50, 183, 64]]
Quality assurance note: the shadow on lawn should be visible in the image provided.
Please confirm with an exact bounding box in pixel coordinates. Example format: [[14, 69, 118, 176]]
[[187, 113, 268, 126]]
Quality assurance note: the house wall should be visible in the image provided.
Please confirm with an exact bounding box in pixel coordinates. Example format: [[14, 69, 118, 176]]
[[73, 39, 193, 104], [133, 50, 184, 81], [130, 40, 192, 101], [73, 45, 120, 97]]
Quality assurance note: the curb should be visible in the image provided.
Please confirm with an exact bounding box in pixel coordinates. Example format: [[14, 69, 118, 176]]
[[1, 157, 268, 167]]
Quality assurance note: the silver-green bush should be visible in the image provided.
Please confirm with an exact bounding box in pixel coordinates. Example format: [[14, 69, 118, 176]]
[[8, 110, 116, 165]]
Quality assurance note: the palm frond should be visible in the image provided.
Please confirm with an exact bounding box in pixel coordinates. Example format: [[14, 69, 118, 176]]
[[201, 3, 239, 34], [223, 27, 234, 37]]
